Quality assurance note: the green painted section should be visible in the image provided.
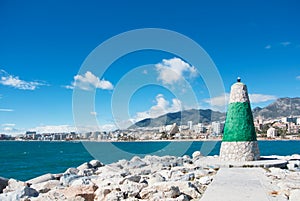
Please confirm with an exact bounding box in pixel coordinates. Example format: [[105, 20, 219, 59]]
[[222, 102, 257, 142]]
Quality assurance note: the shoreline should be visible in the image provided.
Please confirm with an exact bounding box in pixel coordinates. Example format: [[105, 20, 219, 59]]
[[0, 153, 300, 200], [1, 137, 300, 143]]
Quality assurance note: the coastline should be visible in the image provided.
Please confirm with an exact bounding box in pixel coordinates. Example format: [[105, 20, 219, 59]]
[[0, 153, 300, 200], [1, 137, 300, 143]]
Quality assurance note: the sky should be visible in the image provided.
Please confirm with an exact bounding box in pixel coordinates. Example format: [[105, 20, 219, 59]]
[[0, 0, 299, 134]]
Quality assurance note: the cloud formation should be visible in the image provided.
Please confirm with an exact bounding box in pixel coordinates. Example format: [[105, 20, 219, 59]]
[[66, 71, 114, 91], [2, 123, 16, 127], [280, 41, 291, 47], [156, 58, 197, 85], [204, 93, 277, 108], [135, 94, 182, 122], [265, 45, 272, 49], [0, 70, 46, 90], [249, 94, 277, 103], [296, 76, 300, 80], [0, 108, 14, 112]]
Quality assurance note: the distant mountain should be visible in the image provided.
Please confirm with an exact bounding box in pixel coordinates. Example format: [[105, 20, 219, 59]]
[[129, 97, 300, 129], [129, 109, 226, 129], [252, 97, 300, 119]]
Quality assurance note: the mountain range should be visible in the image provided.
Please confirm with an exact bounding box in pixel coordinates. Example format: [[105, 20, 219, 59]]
[[129, 97, 300, 128]]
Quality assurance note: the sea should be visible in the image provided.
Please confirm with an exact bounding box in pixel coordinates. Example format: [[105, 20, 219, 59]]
[[1, 140, 300, 181]]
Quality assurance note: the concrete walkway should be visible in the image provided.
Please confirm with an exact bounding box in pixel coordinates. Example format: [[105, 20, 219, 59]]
[[200, 168, 270, 201]]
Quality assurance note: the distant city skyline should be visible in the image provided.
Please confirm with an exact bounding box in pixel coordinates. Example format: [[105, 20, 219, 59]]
[[0, 0, 299, 134]]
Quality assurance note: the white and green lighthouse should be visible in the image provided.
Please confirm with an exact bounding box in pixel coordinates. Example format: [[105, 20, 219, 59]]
[[220, 78, 260, 161]]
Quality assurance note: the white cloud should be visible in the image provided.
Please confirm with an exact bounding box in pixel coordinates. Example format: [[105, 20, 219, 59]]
[[204, 93, 229, 107], [204, 93, 277, 108], [66, 71, 114, 91], [3, 127, 13, 131], [29, 125, 76, 133], [0, 70, 46, 90], [280, 41, 291, 47], [134, 94, 182, 122], [0, 108, 14, 112], [249, 94, 277, 103], [156, 58, 197, 85], [265, 45, 271, 49], [2, 123, 16, 127], [296, 76, 300, 80]]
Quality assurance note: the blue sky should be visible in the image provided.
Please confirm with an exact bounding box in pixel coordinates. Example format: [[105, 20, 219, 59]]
[[0, 0, 299, 134]]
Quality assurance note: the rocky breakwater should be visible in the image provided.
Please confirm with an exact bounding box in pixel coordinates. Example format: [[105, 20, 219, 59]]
[[0, 151, 218, 201], [264, 154, 300, 201]]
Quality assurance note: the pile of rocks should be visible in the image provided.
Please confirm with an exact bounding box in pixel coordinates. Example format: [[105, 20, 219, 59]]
[[264, 154, 300, 201], [0, 151, 218, 201]]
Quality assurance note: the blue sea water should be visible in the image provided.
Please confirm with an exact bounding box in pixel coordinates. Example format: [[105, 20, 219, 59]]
[[0, 140, 300, 181]]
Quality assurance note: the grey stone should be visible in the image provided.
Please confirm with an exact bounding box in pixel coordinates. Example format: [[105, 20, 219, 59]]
[[76, 162, 92, 171], [70, 176, 92, 186], [125, 175, 141, 183], [165, 186, 180, 198], [176, 194, 191, 201], [192, 151, 202, 160], [3, 179, 26, 193], [31, 180, 60, 193], [64, 167, 79, 175], [60, 173, 80, 186], [27, 173, 55, 184], [0, 177, 8, 193], [128, 156, 147, 168], [198, 176, 212, 185], [89, 159, 104, 168], [0, 186, 39, 200]]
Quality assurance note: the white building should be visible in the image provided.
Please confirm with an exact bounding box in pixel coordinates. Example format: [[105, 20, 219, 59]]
[[267, 127, 277, 138], [187, 121, 193, 130], [211, 121, 224, 135]]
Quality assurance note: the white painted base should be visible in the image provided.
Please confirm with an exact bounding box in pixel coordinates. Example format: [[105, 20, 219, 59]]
[[220, 141, 260, 161]]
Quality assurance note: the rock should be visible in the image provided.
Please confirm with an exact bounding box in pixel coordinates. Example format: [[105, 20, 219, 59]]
[[102, 190, 124, 201], [78, 168, 94, 177], [139, 187, 157, 199], [31, 180, 60, 194], [65, 167, 79, 175], [290, 154, 300, 160], [0, 186, 39, 200], [77, 162, 92, 171], [125, 175, 141, 183], [165, 186, 180, 198], [198, 176, 212, 185], [287, 163, 296, 171], [289, 160, 300, 167], [120, 180, 146, 198], [71, 176, 93, 186], [289, 189, 300, 201], [89, 159, 104, 168], [176, 194, 191, 201], [27, 173, 55, 184], [147, 173, 165, 185], [0, 177, 8, 193], [128, 156, 147, 169], [181, 173, 195, 181], [3, 179, 27, 193], [192, 151, 202, 159], [61, 184, 98, 201], [60, 174, 80, 186], [194, 170, 209, 179]]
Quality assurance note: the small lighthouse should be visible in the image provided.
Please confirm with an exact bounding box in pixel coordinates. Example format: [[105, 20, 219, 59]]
[[220, 77, 260, 161]]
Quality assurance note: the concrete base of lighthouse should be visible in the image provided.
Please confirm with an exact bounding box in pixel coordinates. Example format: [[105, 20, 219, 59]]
[[220, 141, 260, 161]]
